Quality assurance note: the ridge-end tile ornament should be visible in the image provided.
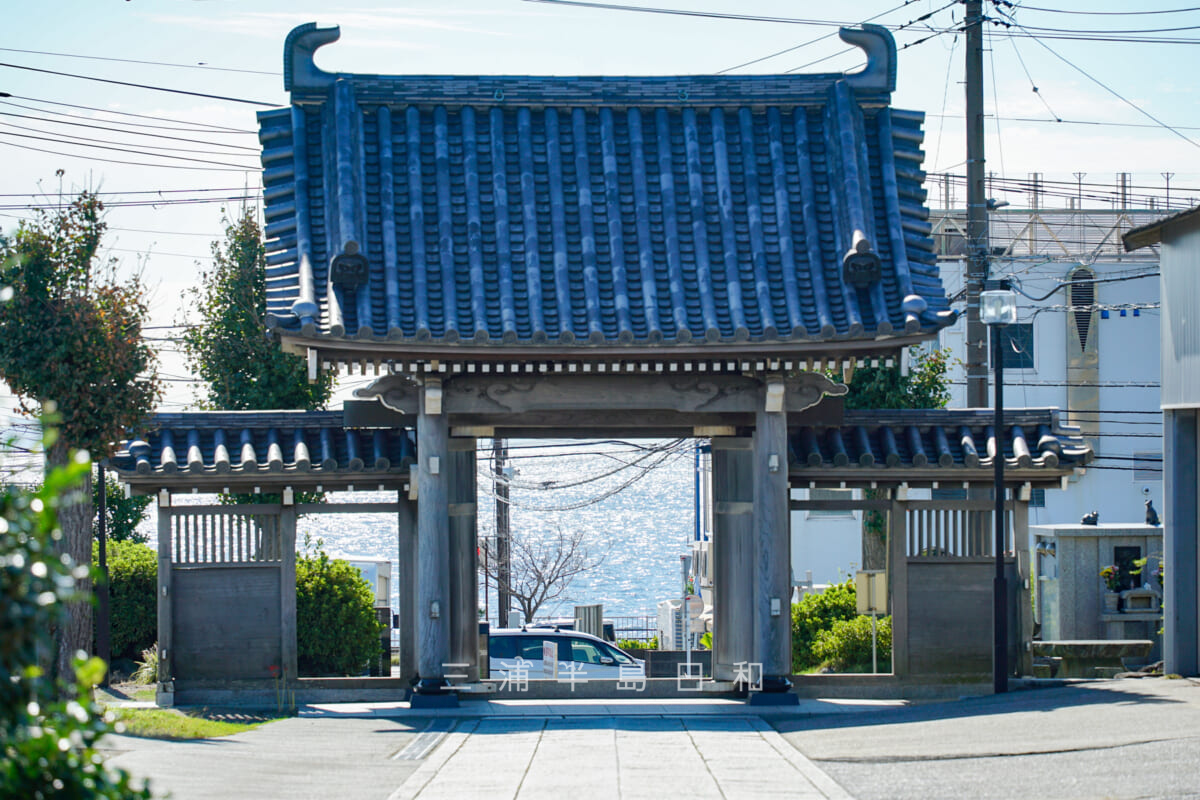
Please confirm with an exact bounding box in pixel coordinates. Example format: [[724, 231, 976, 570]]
[[331, 241, 368, 291]]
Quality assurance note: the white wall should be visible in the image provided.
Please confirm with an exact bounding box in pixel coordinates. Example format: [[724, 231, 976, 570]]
[[940, 255, 1163, 528]]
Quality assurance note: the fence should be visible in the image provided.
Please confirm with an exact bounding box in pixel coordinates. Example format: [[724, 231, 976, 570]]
[[169, 506, 283, 565], [905, 501, 1014, 559]]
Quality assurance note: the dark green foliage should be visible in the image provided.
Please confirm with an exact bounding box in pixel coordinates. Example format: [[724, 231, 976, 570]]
[[180, 210, 335, 412], [295, 546, 381, 676], [93, 468, 151, 544], [838, 346, 954, 411], [92, 540, 157, 661], [837, 346, 955, 568], [812, 615, 892, 673], [1, 188, 160, 679], [791, 579, 859, 672], [0, 192, 159, 458], [1, 449, 152, 799]]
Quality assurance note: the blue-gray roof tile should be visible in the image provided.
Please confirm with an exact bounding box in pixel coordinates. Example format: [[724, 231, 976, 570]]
[[258, 23, 955, 354]]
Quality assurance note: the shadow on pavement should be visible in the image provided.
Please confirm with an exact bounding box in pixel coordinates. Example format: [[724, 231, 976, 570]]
[[772, 680, 1186, 734]]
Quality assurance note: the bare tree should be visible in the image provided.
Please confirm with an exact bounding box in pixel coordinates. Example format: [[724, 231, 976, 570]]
[[480, 527, 605, 625]]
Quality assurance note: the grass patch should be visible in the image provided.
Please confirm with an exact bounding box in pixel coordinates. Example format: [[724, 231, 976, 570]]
[[110, 708, 275, 740]]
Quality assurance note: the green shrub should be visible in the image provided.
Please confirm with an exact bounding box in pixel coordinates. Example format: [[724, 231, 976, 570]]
[[296, 546, 381, 676], [812, 615, 892, 673], [1, 452, 152, 799], [93, 539, 157, 661], [617, 636, 657, 651], [791, 578, 858, 672]]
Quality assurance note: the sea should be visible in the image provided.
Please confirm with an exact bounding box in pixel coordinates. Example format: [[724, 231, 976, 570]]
[[153, 439, 698, 622]]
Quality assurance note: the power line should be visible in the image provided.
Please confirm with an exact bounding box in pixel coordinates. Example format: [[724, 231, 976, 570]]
[[0, 129, 259, 168], [994, 24, 1200, 149], [717, 0, 925, 73], [0, 62, 277, 107], [1, 95, 257, 134], [0, 47, 280, 76], [1004, 3, 1200, 16], [0, 120, 260, 160], [0, 140, 260, 173], [0, 111, 260, 151]]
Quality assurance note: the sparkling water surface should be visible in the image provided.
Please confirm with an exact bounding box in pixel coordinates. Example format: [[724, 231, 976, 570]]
[[158, 440, 697, 620]]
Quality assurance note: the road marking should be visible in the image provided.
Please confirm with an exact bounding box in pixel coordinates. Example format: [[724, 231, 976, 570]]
[[391, 718, 457, 761], [388, 720, 478, 800]]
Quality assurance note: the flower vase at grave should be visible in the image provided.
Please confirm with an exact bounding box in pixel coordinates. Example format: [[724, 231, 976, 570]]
[[1103, 592, 1120, 614]]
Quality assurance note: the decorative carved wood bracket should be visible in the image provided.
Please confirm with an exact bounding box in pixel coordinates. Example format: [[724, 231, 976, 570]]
[[352, 370, 847, 426]]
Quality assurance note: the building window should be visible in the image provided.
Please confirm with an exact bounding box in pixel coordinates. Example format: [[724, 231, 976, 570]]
[[990, 323, 1035, 370], [1029, 488, 1046, 508], [931, 487, 967, 501], [806, 488, 855, 519], [1133, 451, 1163, 482]]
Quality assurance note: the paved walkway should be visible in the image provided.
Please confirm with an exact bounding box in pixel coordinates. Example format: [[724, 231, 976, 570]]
[[390, 716, 852, 800]]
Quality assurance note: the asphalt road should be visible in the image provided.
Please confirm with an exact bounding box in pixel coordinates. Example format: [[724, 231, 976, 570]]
[[774, 678, 1200, 800]]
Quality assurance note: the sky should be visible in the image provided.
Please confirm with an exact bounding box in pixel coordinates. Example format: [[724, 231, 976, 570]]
[[2, 0, 1198, 454]]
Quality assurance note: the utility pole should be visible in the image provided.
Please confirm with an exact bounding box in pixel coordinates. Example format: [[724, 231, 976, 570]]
[[492, 438, 511, 627], [964, 0, 990, 408]]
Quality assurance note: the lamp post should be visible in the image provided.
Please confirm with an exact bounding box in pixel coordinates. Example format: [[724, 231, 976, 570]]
[[981, 281, 1017, 694]]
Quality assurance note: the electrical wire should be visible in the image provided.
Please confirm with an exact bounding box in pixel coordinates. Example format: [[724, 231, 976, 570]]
[[0, 112, 260, 151], [993, 23, 1200, 149], [0, 62, 277, 107], [1, 95, 257, 134], [1003, 3, 1200, 16], [0, 47, 280, 76], [0, 140, 260, 172]]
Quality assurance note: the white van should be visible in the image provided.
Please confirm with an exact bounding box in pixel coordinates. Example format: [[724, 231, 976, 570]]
[[488, 628, 644, 680]]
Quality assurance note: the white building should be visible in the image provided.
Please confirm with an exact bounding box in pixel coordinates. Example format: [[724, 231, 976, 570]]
[[935, 203, 1166, 528]]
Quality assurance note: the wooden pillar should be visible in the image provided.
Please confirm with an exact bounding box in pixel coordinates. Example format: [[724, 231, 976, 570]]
[[711, 437, 754, 681], [397, 492, 418, 684], [415, 385, 451, 693], [155, 491, 173, 702], [753, 408, 791, 689], [888, 495, 909, 677], [280, 495, 298, 682], [448, 437, 478, 682]]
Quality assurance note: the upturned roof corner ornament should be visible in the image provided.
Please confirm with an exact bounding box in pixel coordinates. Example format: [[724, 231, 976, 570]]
[[284, 22, 339, 92], [838, 23, 897, 93]]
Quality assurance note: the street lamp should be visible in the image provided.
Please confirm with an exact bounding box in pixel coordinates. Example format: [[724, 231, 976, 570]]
[[981, 281, 1017, 694]]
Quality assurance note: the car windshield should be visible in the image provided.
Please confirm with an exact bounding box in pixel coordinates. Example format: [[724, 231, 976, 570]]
[[601, 642, 635, 665]]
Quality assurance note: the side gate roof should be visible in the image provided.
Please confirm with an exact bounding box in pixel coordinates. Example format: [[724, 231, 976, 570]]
[[107, 409, 1090, 494], [258, 23, 954, 361]]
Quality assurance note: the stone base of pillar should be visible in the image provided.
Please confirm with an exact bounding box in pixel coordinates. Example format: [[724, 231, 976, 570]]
[[410, 692, 459, 709]]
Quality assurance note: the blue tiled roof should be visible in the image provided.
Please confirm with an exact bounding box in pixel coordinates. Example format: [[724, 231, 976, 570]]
[[107, 408, 1088, 492], [790, 409, 1093, 475], [107, 411, 415, 490], [258, 23, 954, 353]]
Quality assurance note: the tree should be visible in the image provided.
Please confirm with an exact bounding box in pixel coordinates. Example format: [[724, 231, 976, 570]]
[[93, 466, 151, 544], [838, 346, 953, 569], [180, 209, 334, 412], [1, 439, 153, 799], [0, 191, 160, 678], [480, 527, 605, 624]]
